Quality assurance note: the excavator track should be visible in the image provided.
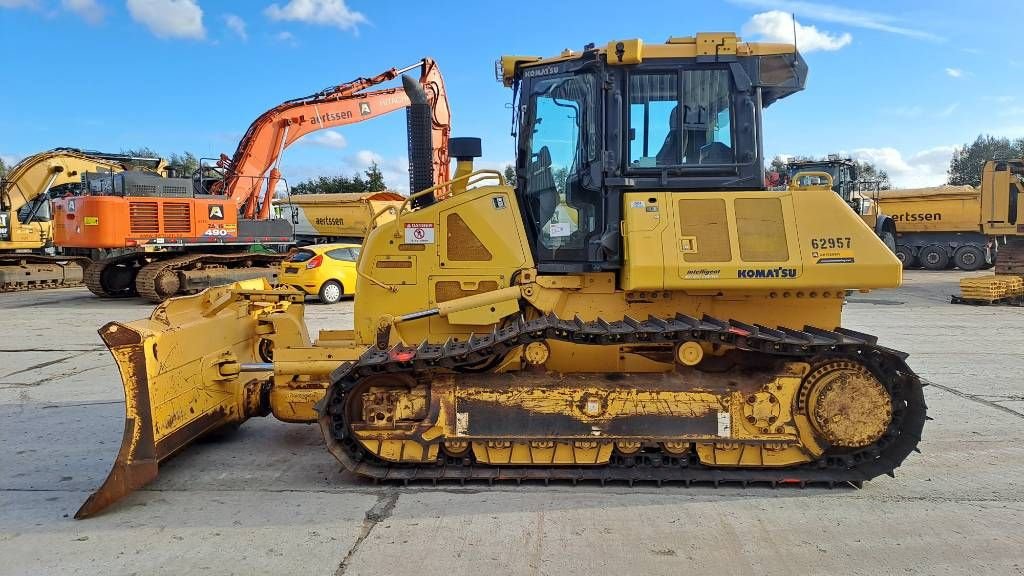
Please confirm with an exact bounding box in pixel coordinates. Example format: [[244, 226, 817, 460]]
[[135, 252, 286, 302], [84, 253, 143, 298], [321, 314, 927, 488], [0, 254, 92, 292]]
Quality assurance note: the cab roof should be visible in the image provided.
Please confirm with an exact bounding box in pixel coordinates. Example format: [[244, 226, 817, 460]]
[[498, 32, 797, 86]]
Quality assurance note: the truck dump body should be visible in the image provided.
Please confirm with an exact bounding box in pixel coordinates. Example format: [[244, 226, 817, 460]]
[[280, 191, 404, 244], [878, 186, 981, 233], [877, 185, 991, 270]]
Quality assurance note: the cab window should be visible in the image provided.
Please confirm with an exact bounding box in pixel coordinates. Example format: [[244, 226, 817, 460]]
[[629, 69, 734, 167]]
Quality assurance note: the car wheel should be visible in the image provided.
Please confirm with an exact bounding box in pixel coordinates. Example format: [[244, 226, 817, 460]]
[[319, 280, 343, 304], [953, 245, 986, 271], [918, 245, 949, 271], [894, 244, 916, 268]]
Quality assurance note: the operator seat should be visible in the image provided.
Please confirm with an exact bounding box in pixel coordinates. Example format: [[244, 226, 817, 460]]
[[527, 146, 558, 231], [655, 105, 681, 165]]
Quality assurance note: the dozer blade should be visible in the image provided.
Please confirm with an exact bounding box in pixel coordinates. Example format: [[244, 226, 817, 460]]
[[76, 280, 295, 519]]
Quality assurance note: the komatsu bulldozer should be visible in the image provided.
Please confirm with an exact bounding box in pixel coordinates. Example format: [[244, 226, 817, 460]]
[[78, 33, 926, 518]]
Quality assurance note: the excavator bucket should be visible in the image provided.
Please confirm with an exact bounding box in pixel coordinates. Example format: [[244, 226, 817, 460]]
[[76, 279, 302, 519]]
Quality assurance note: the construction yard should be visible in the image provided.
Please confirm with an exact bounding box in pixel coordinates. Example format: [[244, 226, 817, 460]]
[[0, 270, 1020, 576]]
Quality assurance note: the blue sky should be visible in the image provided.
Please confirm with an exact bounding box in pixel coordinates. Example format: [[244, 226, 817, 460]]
[[1, 0, 1021, 190]]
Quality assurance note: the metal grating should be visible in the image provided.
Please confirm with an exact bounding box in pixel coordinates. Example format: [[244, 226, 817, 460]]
[[162, 202, 192, 233], [129, 201, 159, 234]]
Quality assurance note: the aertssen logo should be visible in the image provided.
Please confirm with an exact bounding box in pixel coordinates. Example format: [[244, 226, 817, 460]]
[[208, 205, 224, 220], [737, 267, 798, 279]]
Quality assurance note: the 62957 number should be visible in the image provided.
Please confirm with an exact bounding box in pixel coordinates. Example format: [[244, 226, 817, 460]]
[[810, 237, 851, 250]]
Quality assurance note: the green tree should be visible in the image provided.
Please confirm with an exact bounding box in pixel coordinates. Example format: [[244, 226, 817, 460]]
[[120, 147, 162, 171], [0, 157, 8, 180], [503, 164, 516, 186], [168, 151, 199, 177], [364, 162, 386, 192], [947, 134, 1024, 186], [852, 159, 891, 190], [292, 174, 366, 195]]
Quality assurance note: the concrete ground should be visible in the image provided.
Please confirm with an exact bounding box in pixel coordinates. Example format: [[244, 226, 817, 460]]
[[0, 270, 1022, 576]]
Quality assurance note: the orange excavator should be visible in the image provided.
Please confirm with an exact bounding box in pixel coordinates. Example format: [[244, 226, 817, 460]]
[[54, 59, 450, 301]]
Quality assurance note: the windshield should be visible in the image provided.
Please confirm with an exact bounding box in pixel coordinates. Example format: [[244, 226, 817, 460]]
[[629, 69, 733, 167], [521, 72, 598, 255]]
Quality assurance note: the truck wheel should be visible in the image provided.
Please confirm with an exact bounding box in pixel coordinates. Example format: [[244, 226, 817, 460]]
[[918, 245, 949, 271], [953, 245, 986, 271], [881, 231, 897, 253], [319, 280, 343, 304], [894, 245, 916, 268]]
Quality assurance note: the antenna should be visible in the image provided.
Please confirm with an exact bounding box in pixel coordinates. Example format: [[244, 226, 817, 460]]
[[792, 12, 798, 50]]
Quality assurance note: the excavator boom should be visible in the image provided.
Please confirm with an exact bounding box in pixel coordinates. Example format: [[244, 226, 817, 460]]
[[217, 58, 450, 217]]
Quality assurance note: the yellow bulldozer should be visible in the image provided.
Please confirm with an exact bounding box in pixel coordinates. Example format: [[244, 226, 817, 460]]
[[78, 33, 927, 518]]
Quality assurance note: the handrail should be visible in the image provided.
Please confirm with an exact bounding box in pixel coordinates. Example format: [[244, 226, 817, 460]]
[[369, 204, 399, 231], [788, 171, 834, 191], [398, 169, 504, 217]]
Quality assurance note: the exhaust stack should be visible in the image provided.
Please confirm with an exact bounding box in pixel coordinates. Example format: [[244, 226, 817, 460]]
[[403, 74, 435, 209]]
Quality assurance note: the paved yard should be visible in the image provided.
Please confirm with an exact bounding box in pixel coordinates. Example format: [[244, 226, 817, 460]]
[[1, 271, 1021, 575]]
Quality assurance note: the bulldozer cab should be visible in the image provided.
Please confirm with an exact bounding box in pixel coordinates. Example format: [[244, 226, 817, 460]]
[[510, 35, 807, 273]]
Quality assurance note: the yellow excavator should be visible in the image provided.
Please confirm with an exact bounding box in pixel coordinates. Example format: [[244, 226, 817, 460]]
[[78, 33, 927, 518], [0, 148, 163, 291]]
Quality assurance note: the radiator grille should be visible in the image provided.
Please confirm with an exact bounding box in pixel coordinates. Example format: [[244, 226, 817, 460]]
[[678, 198, 731, 262], [129, 202, 159, 234], [735, 198, 789, 262], [162, 203, 192, 233]]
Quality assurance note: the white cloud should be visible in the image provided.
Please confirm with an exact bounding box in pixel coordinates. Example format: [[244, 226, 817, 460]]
[[276, 31, 293, 40], [937, 102, 959, 118], [848, 146, 956, 188], [743, 11, 851, 53], [61, 0, 103, 23], [265, 0, 366, 32], [301, 130, 347, 149], [223, 13, 246, 40], [945, 67, 963, 78], [0, 0, 36, 7], [1, 153, 22, 168], [126, 0, 205, 40], [731, 0, 941, 41]]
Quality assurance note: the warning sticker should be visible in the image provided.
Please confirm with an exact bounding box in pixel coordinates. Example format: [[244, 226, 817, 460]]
[[83, 216, 99, 226], [404, 222, 435, 244], [717, 411, 732, 437], [548, 222, 571, 237]]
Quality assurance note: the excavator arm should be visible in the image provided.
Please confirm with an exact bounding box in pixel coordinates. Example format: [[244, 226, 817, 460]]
[[216, 58, 451, 219]]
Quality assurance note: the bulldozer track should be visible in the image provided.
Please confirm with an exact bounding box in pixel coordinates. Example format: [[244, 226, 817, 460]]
[[135, 252, 286, 302], [0, 255, 92, 293], [322, 313, 927, 488]]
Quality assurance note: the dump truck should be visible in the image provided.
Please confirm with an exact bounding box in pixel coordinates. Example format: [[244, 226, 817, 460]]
[[877, 160, 1024, 270], [0, 148, 163, 291], [78, 33, 926, 519], [280, 191, 405, 244]]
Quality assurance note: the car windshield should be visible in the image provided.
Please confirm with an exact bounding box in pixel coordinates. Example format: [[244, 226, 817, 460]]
[[286, 249, 316, 263]]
